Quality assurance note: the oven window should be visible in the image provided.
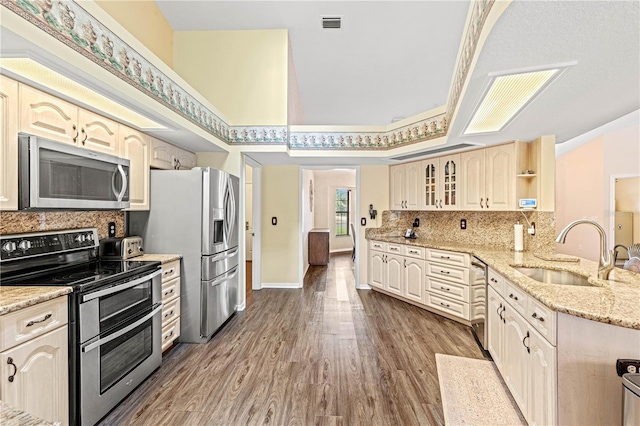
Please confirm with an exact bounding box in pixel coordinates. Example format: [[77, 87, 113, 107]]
[[39, 147, 129, 201], [100, 282, 152, 332], [100, 316, 153, 394]]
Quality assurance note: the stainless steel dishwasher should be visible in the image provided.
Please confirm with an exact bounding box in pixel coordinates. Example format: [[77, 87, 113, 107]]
[[470, 256, 488, 353]]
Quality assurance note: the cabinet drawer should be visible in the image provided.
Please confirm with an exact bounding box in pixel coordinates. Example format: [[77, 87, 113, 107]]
[[403, 246, 425, 259], [425, 292, 469, 319], [370, 241, 385, 252], [0, 296, 68, 352], [161, 317, 180, 352], [471, 301, 485, 321], [471, 284, 485, 303], [162, 297, 180, 328], [426, 276, 469, 302], [504, 280, 527, 316], [527, 297, 557, 346], [425, 248, 469, 267], [161, 260, 180, 282], [488, 268, 504, 294], [386, 243, 403, 255], [161, 276, 181, 303], [425, 262, 469, 285]]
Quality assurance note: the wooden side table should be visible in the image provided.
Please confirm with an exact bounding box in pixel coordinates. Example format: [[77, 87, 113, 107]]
[[309, 228, 330, 265]]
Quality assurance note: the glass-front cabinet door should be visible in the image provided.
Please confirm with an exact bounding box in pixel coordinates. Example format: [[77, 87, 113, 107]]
[[439, 154, 460, 210], [422, 159, 439, 209]]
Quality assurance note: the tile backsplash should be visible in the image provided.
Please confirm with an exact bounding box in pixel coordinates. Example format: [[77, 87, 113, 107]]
[[367, 210, 556, 253], [0, 211, 125, 239]]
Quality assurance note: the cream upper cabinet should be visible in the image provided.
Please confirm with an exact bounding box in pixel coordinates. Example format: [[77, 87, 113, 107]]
[[150, 137, 175, 170], [389, 162, 420, 210], [77, 109, 119, 155], [421, 158, 439, 210], [461, 144, 517, 210], [437, 154, 461, 210], [485, 144, 516, 210], [19, 84, 78, 145], [174, 146, 196, 170], [0, 76, 19, 211], [120, 125, 150, 211]]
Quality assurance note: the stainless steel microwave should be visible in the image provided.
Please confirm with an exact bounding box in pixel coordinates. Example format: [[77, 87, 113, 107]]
[[18, 133, 130, 210]]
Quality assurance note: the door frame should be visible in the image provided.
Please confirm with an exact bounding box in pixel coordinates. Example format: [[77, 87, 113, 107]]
[[609, 173, 640, 254], [243, 155, 262, 298], [299, 166, 361, 287]]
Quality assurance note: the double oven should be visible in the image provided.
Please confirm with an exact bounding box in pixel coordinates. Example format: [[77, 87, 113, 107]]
[[0, 228, 162, 426]]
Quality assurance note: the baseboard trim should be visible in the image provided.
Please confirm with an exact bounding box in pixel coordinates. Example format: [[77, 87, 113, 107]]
[[236, 303, 246, 311], [356, 283, 372, 290], [330, 248, 353, 254], [262, 282, 302, 289]]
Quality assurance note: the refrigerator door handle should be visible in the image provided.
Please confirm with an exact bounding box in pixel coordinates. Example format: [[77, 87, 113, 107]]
[[208, 266, 239, 287], [208, 248, 239, 262]]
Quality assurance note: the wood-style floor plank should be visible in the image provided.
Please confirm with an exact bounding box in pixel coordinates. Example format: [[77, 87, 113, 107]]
[[98, 254, 484, 425]]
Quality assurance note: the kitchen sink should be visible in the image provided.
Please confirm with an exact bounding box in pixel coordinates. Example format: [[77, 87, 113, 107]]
[[513, 267, 594, 286]]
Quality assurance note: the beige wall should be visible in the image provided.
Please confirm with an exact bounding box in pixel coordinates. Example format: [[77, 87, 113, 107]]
[[358, 165, 390, 285], [95, 0, 174, 68], [556, 124, 640, 261], [174, 30, 288, 125], [261, 165, 300, 285], [312, 170, 357, 252]]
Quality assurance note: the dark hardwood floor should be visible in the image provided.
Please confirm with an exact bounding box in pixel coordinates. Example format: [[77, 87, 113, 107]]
[[99, 253, 484, 425]]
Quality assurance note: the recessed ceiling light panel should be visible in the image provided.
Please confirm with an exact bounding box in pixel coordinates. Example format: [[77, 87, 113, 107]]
[[463, 63, 575, 135]]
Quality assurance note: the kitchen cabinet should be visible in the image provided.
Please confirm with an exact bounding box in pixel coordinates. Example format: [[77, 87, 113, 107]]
[[487, 268, 557, 426], [386, 252, 404, 296], [389, 162, 421, 210], [0, 76, 18, 211], [421, 154, 461, 210], [368, 241, 423, 301], [160, 258, 182, 352], [460, 143, 521, 211], [0, 296, 69, 426], [151, 137, 196, 170], [404, 256, 425, 303], [19, 84, 120, 155], [120, 125, 150, 211], [368, 243, 385, 289]]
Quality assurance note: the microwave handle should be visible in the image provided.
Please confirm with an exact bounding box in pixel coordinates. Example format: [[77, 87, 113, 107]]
[[116, 165, 128, 202]]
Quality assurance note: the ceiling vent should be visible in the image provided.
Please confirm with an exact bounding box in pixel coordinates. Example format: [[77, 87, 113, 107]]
[[322, 17, 342, 29], [390, 143, 482, 162]]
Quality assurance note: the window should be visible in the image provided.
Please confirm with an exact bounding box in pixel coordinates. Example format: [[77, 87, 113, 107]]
[[335, 189, 350, 236]]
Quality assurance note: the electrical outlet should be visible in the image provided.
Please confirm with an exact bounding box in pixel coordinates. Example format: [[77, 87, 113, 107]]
[[460, 219, 467, 230], [616, 359, 640, 376], [108, 222, 116, 238]]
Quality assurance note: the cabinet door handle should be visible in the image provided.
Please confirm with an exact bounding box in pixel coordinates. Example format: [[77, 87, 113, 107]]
[[81, 128, 87, 145], [404, 259, 406, 268], [164, 330, 174, 340], [522, 331, 530, 353], [531, 312, 545, 322], [163, 288, 175, 296], [440, 302, 450, 308], [26, 313, 52, 327], [409, 250, 418, 254], [440, 286, 450, 291], [490, 278, 497, 283], [486, 198, 489, 209], [439, 200, 443, 208], [440, 256, 451, 260], [509, 293, 518, 301], [440, 270, 450, 274], [7, 357, 17, 382], [480, 198, 484, 208], [72, 124, 78, 142]]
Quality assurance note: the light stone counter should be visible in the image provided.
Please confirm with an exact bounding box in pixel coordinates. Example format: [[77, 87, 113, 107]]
[[135, 253, 182, 264], [0, 287, 72, 316], [367, 235, 640, 330]]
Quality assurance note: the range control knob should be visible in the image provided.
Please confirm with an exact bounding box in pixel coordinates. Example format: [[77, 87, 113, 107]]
[[75, 234, 86, 243], [128, 248, 133, 254], [2, 241, 17, 253], [86, 233, 94, 241], [18, 240, 32, 251], [139, 247, 144, 252]]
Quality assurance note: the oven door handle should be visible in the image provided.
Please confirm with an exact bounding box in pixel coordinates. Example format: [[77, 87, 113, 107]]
[[82, 304, 162, 353], [82, 269, 161, 302]]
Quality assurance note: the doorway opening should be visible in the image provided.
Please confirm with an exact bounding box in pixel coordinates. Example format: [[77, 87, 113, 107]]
[[300, 167, 359, 288]]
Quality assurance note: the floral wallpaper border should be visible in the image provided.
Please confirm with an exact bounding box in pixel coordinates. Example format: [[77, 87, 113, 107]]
[[2, 0, 491, 152]]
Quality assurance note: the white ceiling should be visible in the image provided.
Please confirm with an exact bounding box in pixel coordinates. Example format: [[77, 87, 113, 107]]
[[155, 0, 469, 126]]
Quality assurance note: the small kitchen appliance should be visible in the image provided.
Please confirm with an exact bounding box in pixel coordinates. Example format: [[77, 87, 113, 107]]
[[99, 236, 144, 260], [0, 228, 162, 426]]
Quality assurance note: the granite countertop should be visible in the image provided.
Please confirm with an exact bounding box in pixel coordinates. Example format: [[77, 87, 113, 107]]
[[135, 253, 182, 264], [367, 235, 640, 330], [0, 401, 53, 425], [0, 287, 72, 316]]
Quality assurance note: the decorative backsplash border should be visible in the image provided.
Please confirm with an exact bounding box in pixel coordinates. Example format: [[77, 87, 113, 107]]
[[2, 0, 491, 152]]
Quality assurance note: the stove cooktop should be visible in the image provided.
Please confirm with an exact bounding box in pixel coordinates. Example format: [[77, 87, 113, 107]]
[[1, 260, 160, 293]]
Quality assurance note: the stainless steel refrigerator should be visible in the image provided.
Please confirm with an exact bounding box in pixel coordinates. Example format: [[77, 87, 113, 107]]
[[129, 167, 239, 343]]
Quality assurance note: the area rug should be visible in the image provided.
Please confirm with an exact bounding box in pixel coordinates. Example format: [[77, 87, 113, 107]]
[[436, 354, 527, 425]]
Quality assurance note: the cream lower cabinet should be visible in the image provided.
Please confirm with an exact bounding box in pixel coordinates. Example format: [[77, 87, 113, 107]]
[[0, 296, 69, 426], [488, 269, 557, 426], [0, 76, 19, 211], [160, 259, 182, 352], [367, 241, 424, 302]]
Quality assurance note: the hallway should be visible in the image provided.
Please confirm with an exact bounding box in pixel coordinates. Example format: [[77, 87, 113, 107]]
[[99, 253, 484, 425]]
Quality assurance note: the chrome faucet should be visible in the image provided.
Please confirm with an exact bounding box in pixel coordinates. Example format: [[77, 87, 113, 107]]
[[555, 219, 615, 280]]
